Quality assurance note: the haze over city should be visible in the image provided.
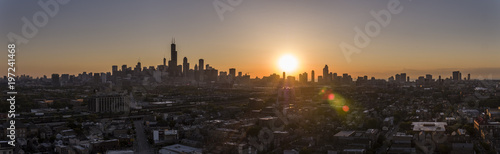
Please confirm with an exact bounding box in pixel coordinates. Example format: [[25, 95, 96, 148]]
[[3, 1, 500, 154], [1, 0, 499, 79]]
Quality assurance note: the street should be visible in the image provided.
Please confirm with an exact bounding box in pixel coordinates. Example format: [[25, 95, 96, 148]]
[[134, 120, 154, 154]]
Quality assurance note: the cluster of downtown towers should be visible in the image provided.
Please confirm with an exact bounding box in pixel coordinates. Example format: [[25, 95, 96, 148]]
[[109, 39, 242, 83], [49, 39, 245, 86]]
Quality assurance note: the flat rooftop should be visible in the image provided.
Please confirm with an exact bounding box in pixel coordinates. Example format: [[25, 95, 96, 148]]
[[412, 122, 447, 132], [334, 131, 355, 137]]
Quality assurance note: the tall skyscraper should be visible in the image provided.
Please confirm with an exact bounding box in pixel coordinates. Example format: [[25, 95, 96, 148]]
[[311, 70, 315, 82], [183, 57, 189, 77], [194, 64, 199, 81], [199, 59, 204, 71], [168, 38, 179, 77], [112, 65, 118, 76], [323, 65, 329, 83], [171, 38, 177, 65], [468, 73, 470, 80], [199, 59, 204, 81]]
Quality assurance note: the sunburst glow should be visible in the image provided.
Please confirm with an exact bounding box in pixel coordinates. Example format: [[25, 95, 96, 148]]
[[278, 54, 298, 72]]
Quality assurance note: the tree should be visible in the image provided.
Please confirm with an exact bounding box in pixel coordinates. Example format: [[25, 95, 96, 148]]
[[246, 126, 262, 137]]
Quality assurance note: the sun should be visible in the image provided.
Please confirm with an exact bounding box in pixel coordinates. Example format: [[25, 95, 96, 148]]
[[278, 54, 298, 72]]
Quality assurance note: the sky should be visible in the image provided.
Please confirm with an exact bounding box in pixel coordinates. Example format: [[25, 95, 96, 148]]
[[1, 0, 499, 79]]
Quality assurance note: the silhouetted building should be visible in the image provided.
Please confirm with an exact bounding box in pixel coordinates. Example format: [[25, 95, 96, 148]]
[[61, 74, 69, 83], [183, 57, 189, 78], [299, 72, 308, 83], [52, 74, 60, 87], [311, 70, 315, 82], [205, 67, 218, 82], [229, 68, 236, 78], [112, 65, 118, 76], [168, 38, 179, 77], [100, 73, 106, 83], [194, 64, 199, 81], [199, 59, 204, 81], [400, 73, 407, 83], [426, 74, 432, 82], [135, 61, 142, 72], [323, 65, 330, 83], [453, 71, 462, 81]]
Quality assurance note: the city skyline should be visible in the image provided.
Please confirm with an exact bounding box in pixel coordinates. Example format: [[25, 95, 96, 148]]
[[1, 0, 499, 79], [2, 1, 500, 153]]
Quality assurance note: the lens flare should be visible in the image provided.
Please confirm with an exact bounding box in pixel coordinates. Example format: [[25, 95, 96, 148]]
[[328, 93, 335, 100], [342, 105, 349, 112]]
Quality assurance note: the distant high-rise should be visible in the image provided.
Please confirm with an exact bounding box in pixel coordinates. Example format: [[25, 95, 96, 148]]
[[199, 59, 204, 71], [468, 73, 470, 80], [229, 68, 236, 78], [171, 38, 177, 64], [52, 73, 60, 86], [426, 74, 432, 82], [453, 71, 461, 81], [311, 70, 315, 82], [121, 65, 127, 72], [299, 72, 308, 83], [135, 61, 142, 72], [100, 72, 106, 83], [183, 57, 189, 77], [323, 65, 329, 83], [400, 73, 406, 83], [168, 38, 179, 77], [194, 64, 199, 81], [112, 65, 118, 76], [199, 59, 204, 81]]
